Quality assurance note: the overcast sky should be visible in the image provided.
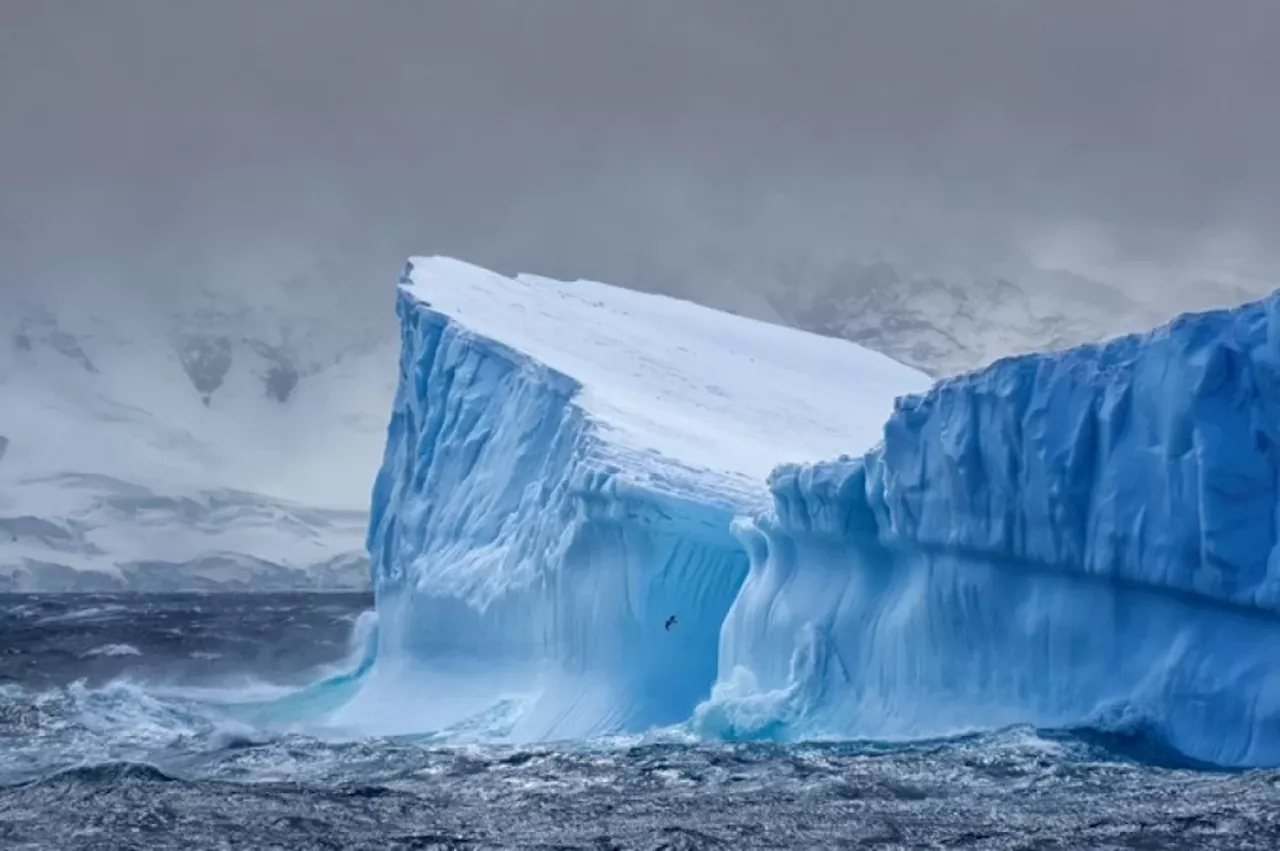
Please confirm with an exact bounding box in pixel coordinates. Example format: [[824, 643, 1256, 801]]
[[2, 0, 1278, 313]]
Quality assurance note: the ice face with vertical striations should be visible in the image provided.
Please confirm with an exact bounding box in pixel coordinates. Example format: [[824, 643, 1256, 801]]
[[706, 290, 1280, 767], [336, 257, 931, 740]]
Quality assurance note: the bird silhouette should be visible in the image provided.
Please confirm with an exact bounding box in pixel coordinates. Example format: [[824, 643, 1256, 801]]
[[664, 615, 677, 631]]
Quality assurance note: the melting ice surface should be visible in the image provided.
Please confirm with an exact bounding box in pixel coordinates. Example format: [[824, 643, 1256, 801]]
[[332, 256, 1280, 769], [332, 257, 930, 741]]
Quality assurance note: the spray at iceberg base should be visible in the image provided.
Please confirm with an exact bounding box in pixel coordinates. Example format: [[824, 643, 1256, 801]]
[[315, 258, 1280, 769]]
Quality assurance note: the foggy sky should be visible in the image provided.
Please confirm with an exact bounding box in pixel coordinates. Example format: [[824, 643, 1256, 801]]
[[2, 0, 1278, 314]]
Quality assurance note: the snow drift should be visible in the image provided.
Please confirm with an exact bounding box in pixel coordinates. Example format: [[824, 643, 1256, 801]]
[[337, 257, 928, 739], [710, 292, 1280, 767]]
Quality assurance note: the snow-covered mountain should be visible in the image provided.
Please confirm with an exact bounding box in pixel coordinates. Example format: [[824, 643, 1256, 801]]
[[768, 260, 1267, 377], [0, 283, 396, 590]]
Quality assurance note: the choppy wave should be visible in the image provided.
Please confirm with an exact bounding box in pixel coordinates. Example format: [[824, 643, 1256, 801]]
[[80, 642, 142, 658], [4, 674, 1279, 849], [35, 603, 130, 625]]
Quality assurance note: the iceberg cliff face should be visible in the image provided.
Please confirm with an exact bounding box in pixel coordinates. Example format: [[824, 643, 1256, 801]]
[[343, 257, 929, 740], [711, 294, 1280, 767]]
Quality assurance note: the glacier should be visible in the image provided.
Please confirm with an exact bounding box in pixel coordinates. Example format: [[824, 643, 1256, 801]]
[[343, 256, 1280, 768], [336, 257, 929, 739]]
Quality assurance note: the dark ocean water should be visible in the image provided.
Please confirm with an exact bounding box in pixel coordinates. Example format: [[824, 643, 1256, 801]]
[[1, 593, 1278, 850]]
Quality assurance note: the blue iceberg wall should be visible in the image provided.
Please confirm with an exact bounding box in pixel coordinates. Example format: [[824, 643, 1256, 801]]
[[708, 293, 1280, 767], [349, 286, 749, 740]]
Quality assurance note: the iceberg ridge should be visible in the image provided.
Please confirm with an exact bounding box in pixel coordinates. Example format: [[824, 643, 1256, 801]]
[[710, 292, 1280, 767]]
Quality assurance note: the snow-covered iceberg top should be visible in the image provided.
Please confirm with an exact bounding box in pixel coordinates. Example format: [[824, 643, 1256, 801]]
[[399, 256, 930, 508]]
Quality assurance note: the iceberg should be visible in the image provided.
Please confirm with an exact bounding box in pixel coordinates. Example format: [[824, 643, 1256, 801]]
[[338, 257, 930, 739], [710, 292, 1280, 767], [345, 255, 1280, 768]]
